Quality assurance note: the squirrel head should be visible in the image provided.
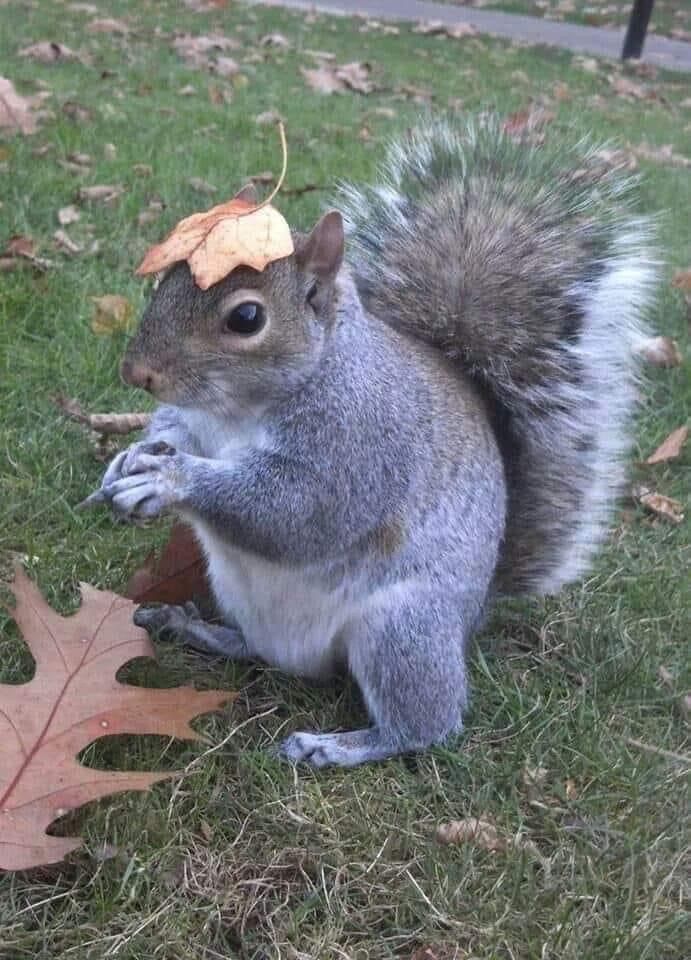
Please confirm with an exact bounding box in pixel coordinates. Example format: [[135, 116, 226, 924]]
[[121, 210, 344, 415]]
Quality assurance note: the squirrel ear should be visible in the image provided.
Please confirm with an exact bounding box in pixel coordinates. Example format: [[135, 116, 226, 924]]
[[297, 211, 344, 283], [233, 183, 259, 205]]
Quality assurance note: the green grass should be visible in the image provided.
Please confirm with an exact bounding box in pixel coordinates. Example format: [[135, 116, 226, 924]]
[[443, 0, 691, 41], [1, 1, 689, 958]]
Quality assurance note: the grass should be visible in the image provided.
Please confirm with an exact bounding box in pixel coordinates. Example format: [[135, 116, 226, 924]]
[[442, 0, 691, 41], [1, 1, 689, 958]]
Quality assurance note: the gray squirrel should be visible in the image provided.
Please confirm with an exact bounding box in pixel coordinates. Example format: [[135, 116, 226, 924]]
[[91, 118, 657, 767]]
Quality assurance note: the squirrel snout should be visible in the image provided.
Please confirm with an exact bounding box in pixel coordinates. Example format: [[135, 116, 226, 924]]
[[120, 358, 162, 394]]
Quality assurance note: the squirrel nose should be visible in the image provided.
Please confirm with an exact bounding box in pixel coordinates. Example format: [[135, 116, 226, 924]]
[[120, 359, 162, 394]]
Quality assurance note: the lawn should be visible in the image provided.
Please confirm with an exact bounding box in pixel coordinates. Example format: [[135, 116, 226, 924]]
[[0, 1, 689, 958]]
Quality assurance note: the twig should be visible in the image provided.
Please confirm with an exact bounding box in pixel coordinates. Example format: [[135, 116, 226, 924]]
[[622, 736, 689, 764], [53, 394, 150, 435]]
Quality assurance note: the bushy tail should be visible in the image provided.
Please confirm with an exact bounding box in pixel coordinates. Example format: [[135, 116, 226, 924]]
[[337, 118, 658, 595]]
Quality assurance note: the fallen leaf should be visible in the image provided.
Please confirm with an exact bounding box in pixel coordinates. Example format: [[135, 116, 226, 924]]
[[573, 55, 600, 73], [188, 176, 217, 194], [68, 2, 99, 12], [125, 522, 210, 604], [58, 204, 81, 225], [137, 191, 293, 290], [0, 75, 47, 135], [658, 665, 675, 691], [91, 294, 134, 335], [631, 142, 690, 169], [137, 199, 165, 226], [610, 74, 658, 101], [672, 268, 691, 294], [437, 817, 508, 851], [53, 228, 82, 254], [178, 83, 197, 96], [503, 106, 555, 138], [87, 17, 130, 35], [172, 33, 240, 70], [301, 65, 344, 95], [103, 142, 117, 160], [62, 100, 93, 124], [260, 32, 291, 48], [632, 486, 684, 524], [412, 20, 477, 38], [256, 109, 284, 125], [301, 61, 373, 95], [78, 184, 124, 204], [0, 566, 232, 870], [564, 778, 578, 800], [645, 426, 688, 465], [213, 56, 240, 77], [19, 41, 79, 63], [635, 336, 682, 368], [0, 234, 53, 271]]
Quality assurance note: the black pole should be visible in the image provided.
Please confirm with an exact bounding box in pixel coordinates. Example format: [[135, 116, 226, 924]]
[[622, 0, 655, 60]]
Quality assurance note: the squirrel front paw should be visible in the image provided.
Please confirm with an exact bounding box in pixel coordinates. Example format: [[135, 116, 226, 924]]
[[104, 445, 189, 519]]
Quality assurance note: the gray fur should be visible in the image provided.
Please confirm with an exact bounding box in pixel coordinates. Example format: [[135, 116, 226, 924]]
[[96, 118, 658, 766]]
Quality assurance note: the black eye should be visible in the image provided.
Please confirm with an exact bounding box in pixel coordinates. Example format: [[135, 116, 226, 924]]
[[224, 302, 265, 336]]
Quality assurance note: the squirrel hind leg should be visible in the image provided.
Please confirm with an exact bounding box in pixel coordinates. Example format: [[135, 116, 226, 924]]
[[279, 595, 470, 767], [134, 602, 249, 659]]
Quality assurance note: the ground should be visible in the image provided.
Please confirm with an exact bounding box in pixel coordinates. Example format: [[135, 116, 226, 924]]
[[0, 1, 689, 958]]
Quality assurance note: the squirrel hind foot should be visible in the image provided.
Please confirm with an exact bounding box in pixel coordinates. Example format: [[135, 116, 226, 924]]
[[277, 727, 424, 767]]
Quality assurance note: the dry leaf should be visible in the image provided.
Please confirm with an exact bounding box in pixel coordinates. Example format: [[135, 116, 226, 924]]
[[564, 778, 578, 800], [260, 32, 291, 48], [78, 184, 124, 204], [58, 204, 81, 225], [0, 566, 232, 870], [125, 522, 210, 605], [573, 56, 600, 73], [503, 106, 555, 138], [301, 65, 344, 95], [636, 336, 682, 368], [658, 665, 675, 691], [0, 75, 47, 135], [633, 485, 684, 524], [137, 193, 293, 290], [437, 817, 508, 851], [91, 295, 134, 335], [301, 61, 373, 95], [53, 393, 151, 435], [188, 176, 217, 194], [672, 268, 691, 295], [137, 199, 165, 226], [412, 20, 477, 38], [0, 234, 52, 271], [256, 109, 284, 126], [87, 17, 130, 35], [645, 426, 688, 465], [172, 33, 240, 70], [609, 74, 652, 100], [213, 56, 240, 78], [631, 142, 690, 169], [19, 41, 79, 63], [53, 229, 82, 254]]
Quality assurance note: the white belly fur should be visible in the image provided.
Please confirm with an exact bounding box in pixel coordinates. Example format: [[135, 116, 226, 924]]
[[193, 521, 358, 678]]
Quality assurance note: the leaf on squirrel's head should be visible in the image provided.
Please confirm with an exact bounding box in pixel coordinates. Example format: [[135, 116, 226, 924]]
[[136, 123, 294, 290], [136, 191, 294, 289]]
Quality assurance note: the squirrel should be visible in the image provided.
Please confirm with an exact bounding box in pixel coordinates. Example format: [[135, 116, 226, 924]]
[[91, 118, 658, 767]]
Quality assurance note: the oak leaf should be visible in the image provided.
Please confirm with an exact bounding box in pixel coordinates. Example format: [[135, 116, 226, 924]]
[[91, 294, 134, 335], [632, 485, 684, 524], [1, 567, 232, 870], [136, 193, 293, 290]]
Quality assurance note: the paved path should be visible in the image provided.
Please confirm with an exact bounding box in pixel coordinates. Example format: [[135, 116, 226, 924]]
[[253, 0, 691, 72]]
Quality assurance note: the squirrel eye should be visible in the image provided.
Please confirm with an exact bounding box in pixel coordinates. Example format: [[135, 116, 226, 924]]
[[224, 302, 265, 336]]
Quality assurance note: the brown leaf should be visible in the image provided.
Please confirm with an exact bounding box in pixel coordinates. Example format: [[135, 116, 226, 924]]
[[19, 41, 80, 63], [172, 33, 240, 70], [631, 142, 690, 169], [0, 566, 232, 870], [87, 17, 130, 35], [137, 192, 293, 290], [672, 268, 691, 294], [0, 234, 53, 271], [58, 204, 81, 225], [213, 56, 240, 78], [412, 20, 477, 38], [125, 523, 211, 605], [609, 74, 651, 100], [301, 61, 373, 95], [633, 485, 684, 524], [437, 817, 508, 851], [91, 295, 134, 335], [53, 229, 82, 254], [503, 106, 555, 138], [564, 778, 578, 800], [0, 75, 48, 135], [636, 336, 682, 368], [78, 184, 124, 204], [260, 32, 291, 49], [645, 426, 688, 465], [137, 199, 165, 226]]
